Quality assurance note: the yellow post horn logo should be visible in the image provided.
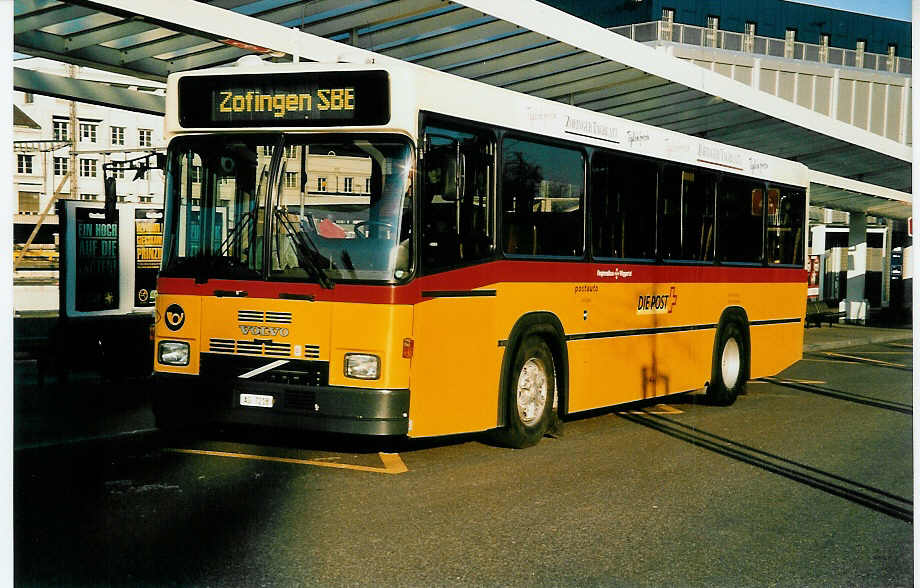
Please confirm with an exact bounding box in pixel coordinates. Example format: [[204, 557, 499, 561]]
[[164, 303, 186, 331]]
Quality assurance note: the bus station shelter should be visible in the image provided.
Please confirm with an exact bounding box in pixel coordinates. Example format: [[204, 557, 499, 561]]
[[13, 0, 914, 317]]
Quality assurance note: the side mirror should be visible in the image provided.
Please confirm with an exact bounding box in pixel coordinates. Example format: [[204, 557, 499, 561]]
[[104, 176, 117, 220]]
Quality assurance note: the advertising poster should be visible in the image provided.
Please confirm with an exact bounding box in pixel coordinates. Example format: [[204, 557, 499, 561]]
[[135, 208, 164, 306], [75, 207, 119, 311]]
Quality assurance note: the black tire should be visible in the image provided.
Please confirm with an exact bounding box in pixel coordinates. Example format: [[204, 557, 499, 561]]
[[495, 335, 555, 448], [706, 320, 748, 406]]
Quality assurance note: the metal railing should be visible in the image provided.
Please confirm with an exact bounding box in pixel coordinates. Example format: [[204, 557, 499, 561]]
[[611, 21, 911, 76]]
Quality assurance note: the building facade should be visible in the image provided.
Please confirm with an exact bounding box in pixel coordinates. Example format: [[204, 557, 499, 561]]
[[12, 58, 167, 250], [542, 0, 911, 58]]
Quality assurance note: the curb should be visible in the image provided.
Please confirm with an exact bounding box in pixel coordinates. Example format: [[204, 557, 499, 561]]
[[803, 330, 912, 353]]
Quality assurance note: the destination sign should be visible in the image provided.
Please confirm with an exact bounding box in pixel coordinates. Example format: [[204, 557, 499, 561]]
[[179, 70, 389, 127]]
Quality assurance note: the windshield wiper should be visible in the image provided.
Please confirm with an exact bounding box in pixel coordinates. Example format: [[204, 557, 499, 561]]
[[274, 209, 335, 290]]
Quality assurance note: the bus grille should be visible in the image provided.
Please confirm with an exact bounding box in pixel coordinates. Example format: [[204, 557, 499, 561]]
[[199, 354, 329, 387], [209, 338, 293, 357], [238, 310, 293, 324]]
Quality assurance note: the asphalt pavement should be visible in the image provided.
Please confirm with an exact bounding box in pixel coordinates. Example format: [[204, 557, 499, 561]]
[[12, 319, 912, 450]]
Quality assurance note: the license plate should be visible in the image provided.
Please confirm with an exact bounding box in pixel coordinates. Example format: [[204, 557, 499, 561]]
[[240, 393, 274, 408]]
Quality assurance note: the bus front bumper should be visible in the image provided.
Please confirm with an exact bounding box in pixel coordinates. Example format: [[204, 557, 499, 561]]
[[154, 373, 410, 436]]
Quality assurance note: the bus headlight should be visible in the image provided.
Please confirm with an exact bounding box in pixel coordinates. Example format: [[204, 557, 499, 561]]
[[344, 353, 380, 380], [158, 341, 190, 366]]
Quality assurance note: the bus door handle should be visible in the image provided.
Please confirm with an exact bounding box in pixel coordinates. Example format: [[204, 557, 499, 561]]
[[214, 289, 248, 297], [279, 292, 316, 301]]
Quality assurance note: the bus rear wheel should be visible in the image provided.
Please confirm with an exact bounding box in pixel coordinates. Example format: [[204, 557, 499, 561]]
[[707, 321, 747, 406], [496, 335, 555, 448]]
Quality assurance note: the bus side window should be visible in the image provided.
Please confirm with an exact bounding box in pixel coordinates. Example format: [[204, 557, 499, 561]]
[[718, 175, 765, 263], [591, 152, 656, 260], [502, 137, 584, 257], [767, 186, 805, 265], [421, 125, 494, 273]]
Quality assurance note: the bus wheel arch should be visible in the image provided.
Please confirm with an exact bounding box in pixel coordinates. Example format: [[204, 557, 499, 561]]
[[707, 307, 751, 406], [495, 313, 568, 448]]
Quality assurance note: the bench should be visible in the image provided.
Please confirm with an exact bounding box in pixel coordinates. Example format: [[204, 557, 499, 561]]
[[805, 300, 844, 327]]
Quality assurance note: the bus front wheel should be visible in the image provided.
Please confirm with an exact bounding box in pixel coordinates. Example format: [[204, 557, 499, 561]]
[[707, 321, 747, 406], [497, 335, 555, 448]]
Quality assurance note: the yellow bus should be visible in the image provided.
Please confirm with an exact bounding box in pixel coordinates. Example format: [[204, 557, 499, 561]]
[[153, 59, 808, 447]]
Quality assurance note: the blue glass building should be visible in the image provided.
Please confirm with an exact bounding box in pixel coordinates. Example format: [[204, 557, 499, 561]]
[[542, 0, 911, 58]]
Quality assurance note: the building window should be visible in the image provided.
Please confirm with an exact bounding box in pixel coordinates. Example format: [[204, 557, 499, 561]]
[[79, 158, 97, 178], [111, 126, 125, 145], [79, 122, 97, 143], [284, 171, 298, 189], [191, 165, 202, 183], [80, 193, 97, 201], [16, 154, 34, 174], [113, 167, 126, 180], [365, 178, 371, 193], [23, 93, 34, 104], [284, 145, 297, 158], [54, 157, 68, 176], [317, 177, 327, 192], [140, 196, 153, 203], [53, 120, 70, 141], [138, 128, 152, 147], [343, 177, 353, 193], [18, 191, 39, 214]]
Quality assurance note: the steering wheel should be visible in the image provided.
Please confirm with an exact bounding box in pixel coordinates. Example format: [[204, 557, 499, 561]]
[[354, 220, 394, 238]]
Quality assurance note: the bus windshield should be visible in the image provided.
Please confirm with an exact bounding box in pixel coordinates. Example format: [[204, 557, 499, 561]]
[[161, 134, 414, 284]]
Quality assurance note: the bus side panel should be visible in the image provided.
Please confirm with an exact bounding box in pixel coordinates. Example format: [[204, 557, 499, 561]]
[[747, 282, 807, 379], [409, 296, 498, 437], [568, 281, 716, 413], [569, 329, 716, 412]]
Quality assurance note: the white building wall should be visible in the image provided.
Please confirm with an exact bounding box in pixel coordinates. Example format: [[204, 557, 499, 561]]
[[12, 58, 166, 216]]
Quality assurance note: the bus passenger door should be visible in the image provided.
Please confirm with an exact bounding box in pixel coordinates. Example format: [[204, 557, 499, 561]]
[[410, 122, 498, 437]]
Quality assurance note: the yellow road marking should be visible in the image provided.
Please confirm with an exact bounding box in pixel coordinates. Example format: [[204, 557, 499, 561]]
[[627, 403, 683, 415], [823, 351, 905, 368], [843, 351, 912, 355], [889, 343, 913, 349], [166, 448, 408, 475], [800, 358, 854, 364], [778, 378, 827, 385]]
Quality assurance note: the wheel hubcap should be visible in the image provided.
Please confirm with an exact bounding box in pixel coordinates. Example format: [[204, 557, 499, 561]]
[[516, 358, 548, 425], [721, 337, 741, 390]]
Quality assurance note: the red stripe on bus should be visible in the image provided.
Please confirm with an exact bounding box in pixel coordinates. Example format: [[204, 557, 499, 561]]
[[157, 261, 806, 304]]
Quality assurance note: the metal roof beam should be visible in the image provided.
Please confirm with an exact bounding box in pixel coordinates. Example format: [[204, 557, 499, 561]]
[[301, 0, 447, 39], [415, 29, 534, 70], [13, 67, 165, 115], [120, 33, 213, 63], [14, 3, 94, 34], [508, 60, 626, 96], [377, 18, 520, 61], [16, 29, 170, 80], [63, 20, 157, 51]]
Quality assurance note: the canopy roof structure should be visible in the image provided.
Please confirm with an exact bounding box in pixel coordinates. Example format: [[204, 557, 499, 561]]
[[14, 0, 912, 218]]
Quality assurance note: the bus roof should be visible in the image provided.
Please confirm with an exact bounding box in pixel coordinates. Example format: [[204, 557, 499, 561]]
[[166, 59, 809, 188]]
